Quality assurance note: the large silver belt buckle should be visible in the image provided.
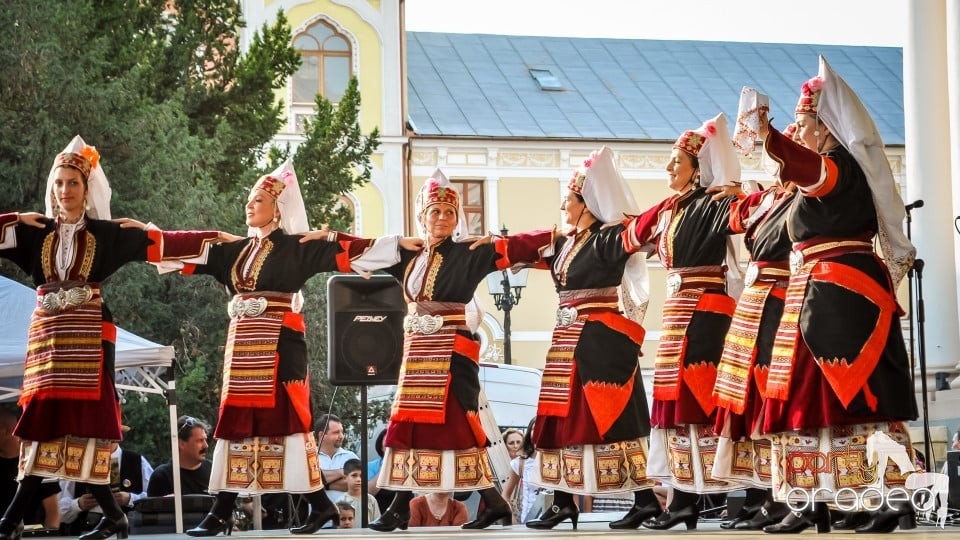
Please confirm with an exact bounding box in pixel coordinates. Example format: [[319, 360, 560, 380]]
[[789, 250, 805, 275], [555, 306, 578, 327], [403, 314, 443, 335], [229, 297, 268, 318], [744, 262, 759, 288], [666, 273, 683, 297], [40, 285, 93, 312]]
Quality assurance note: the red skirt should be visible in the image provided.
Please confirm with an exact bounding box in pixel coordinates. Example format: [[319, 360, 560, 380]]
[[650, 382, 714, 428], [384, 395, 482, 451], [714, 378, 765, 440], [214, 381, 311, 440], [214, 326, 313, 440], [16, 344, 121, 442], [533, 372, 601, 448], [757, 344, 886, 433]]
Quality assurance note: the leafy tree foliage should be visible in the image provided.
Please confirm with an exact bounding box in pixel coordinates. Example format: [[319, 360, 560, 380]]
[[0, 1, 384, 460]]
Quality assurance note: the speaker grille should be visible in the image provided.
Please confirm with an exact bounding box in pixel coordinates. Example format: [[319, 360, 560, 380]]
[[327, 275, 405, 386]]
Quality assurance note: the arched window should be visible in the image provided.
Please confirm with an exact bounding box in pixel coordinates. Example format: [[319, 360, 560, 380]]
[[334, 195, 357, 235], [292, 20, 352, 105]]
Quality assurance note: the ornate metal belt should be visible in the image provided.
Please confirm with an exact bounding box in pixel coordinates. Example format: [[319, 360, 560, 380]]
[[666, 273, 683, 297], [403, 313, 444, 335], [40, 285, 94, 312], [789, 250, 805, 275], [555, 306, 578, 327], [228, 297, 268, 318]]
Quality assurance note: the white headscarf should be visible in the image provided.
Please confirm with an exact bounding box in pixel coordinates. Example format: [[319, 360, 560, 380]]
[[44, 135, 112, 220], [812, 55, 915, 286], [569, 146, 650, 323], [247, 160, 310, 236], [683, 113, 746, 298]]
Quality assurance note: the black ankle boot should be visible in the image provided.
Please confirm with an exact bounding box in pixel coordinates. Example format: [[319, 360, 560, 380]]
[[642, 504, 699, 531], [370, 492, 413, 533], [369, 509, 410, 532], [832, 511, 871, 530], [0, 519, 22, 540], [186, 513, 235, 537], [763, 502, 830, 534], [854, 508, 916, 534], [526, 503, 579, 530], [290, 489, 338, 534], [721, 488, 769, 529], [78, 515, 129, 540], [463, 487, 512, 529], [610, 501, 661, 529], [737, 500, 790, 530], [290, 506, 339, 534]]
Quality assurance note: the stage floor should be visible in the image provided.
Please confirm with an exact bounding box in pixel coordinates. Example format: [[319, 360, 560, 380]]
[[129, 515, 960, 539]]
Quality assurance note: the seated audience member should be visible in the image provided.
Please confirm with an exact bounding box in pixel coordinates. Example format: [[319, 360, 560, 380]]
[[336, 459, 380, 527], [409, 492, 469, 527], [335, 501, 355, 529], [148, 416, 212, 496], [60, 428, 153, 535], [0, 408, 59, 530], [316, 413, 359, 503]]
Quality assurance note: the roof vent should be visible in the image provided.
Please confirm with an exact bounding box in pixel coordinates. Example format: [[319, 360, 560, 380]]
[[529, 68, 564, 91]]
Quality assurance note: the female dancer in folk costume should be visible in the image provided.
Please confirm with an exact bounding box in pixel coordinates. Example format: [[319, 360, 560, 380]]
[[0, 136, 176, 540], [621, 113, 746, 530], [754, 56, 917, 535], [141, 161, 421, 536], [370, 170, 554, 532], [520, 147, 656, 531], [711, 123, 800, 530]]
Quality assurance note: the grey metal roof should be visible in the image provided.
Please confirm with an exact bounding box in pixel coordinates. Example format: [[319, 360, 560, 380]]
[[406, 33, 904, 144]]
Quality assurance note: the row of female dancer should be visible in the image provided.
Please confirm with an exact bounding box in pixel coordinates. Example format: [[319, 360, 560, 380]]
[[0, 55, 916, 539]]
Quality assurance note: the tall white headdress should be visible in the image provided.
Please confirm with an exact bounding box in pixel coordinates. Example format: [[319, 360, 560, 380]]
[[44, 135, 112, 220], [247, 160, 310, 236]]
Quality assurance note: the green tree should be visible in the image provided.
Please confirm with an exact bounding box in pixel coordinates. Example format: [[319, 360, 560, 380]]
[[0, 1, 385, 460], [291, 77, 381, 232], [271, 76, 385, 438]]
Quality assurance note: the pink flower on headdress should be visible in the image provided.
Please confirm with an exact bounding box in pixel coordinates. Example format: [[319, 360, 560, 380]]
[[582, 149, 601, 169], [802, 76, 824, 96], [280, 170, 295, 186], [702, 120, 717, 138]]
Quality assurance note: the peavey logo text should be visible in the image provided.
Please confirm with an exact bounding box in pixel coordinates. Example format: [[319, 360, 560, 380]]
[[353, 315, 389, 322]]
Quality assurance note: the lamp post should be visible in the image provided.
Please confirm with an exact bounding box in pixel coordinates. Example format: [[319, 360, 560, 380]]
[[485, 226, 528, 365]]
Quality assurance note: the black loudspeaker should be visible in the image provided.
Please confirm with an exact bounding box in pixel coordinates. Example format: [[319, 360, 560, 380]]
[[948, 450, 960, 510], [327, 274, 405, 386]]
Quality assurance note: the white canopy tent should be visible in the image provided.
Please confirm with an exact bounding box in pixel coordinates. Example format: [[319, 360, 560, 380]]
[[0, 276, 193, 532], [0, 275, 175, 400]]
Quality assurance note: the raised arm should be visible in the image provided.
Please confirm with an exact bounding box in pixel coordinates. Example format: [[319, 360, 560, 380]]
[[764, 126, 836, 196]]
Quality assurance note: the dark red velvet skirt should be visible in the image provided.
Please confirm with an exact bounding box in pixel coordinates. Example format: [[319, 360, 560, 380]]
[[650, 382, 715, 428], [15, 341, 122, 441], [714, 378, 765, 440], [384, 395, 483, 451], [214, 327, 312, 440], [214, 381, 310, 440], [532, 372, 601, 448], [757, 345, 886, 434]]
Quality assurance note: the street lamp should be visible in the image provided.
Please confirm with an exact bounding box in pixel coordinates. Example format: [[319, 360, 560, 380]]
[[485, 226, 528, 365]]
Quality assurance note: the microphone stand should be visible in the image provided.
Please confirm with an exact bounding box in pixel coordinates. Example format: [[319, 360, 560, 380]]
[[906, 209, 916, 379], [905, 204, 931, 471], [912, 259, 932, 472]]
